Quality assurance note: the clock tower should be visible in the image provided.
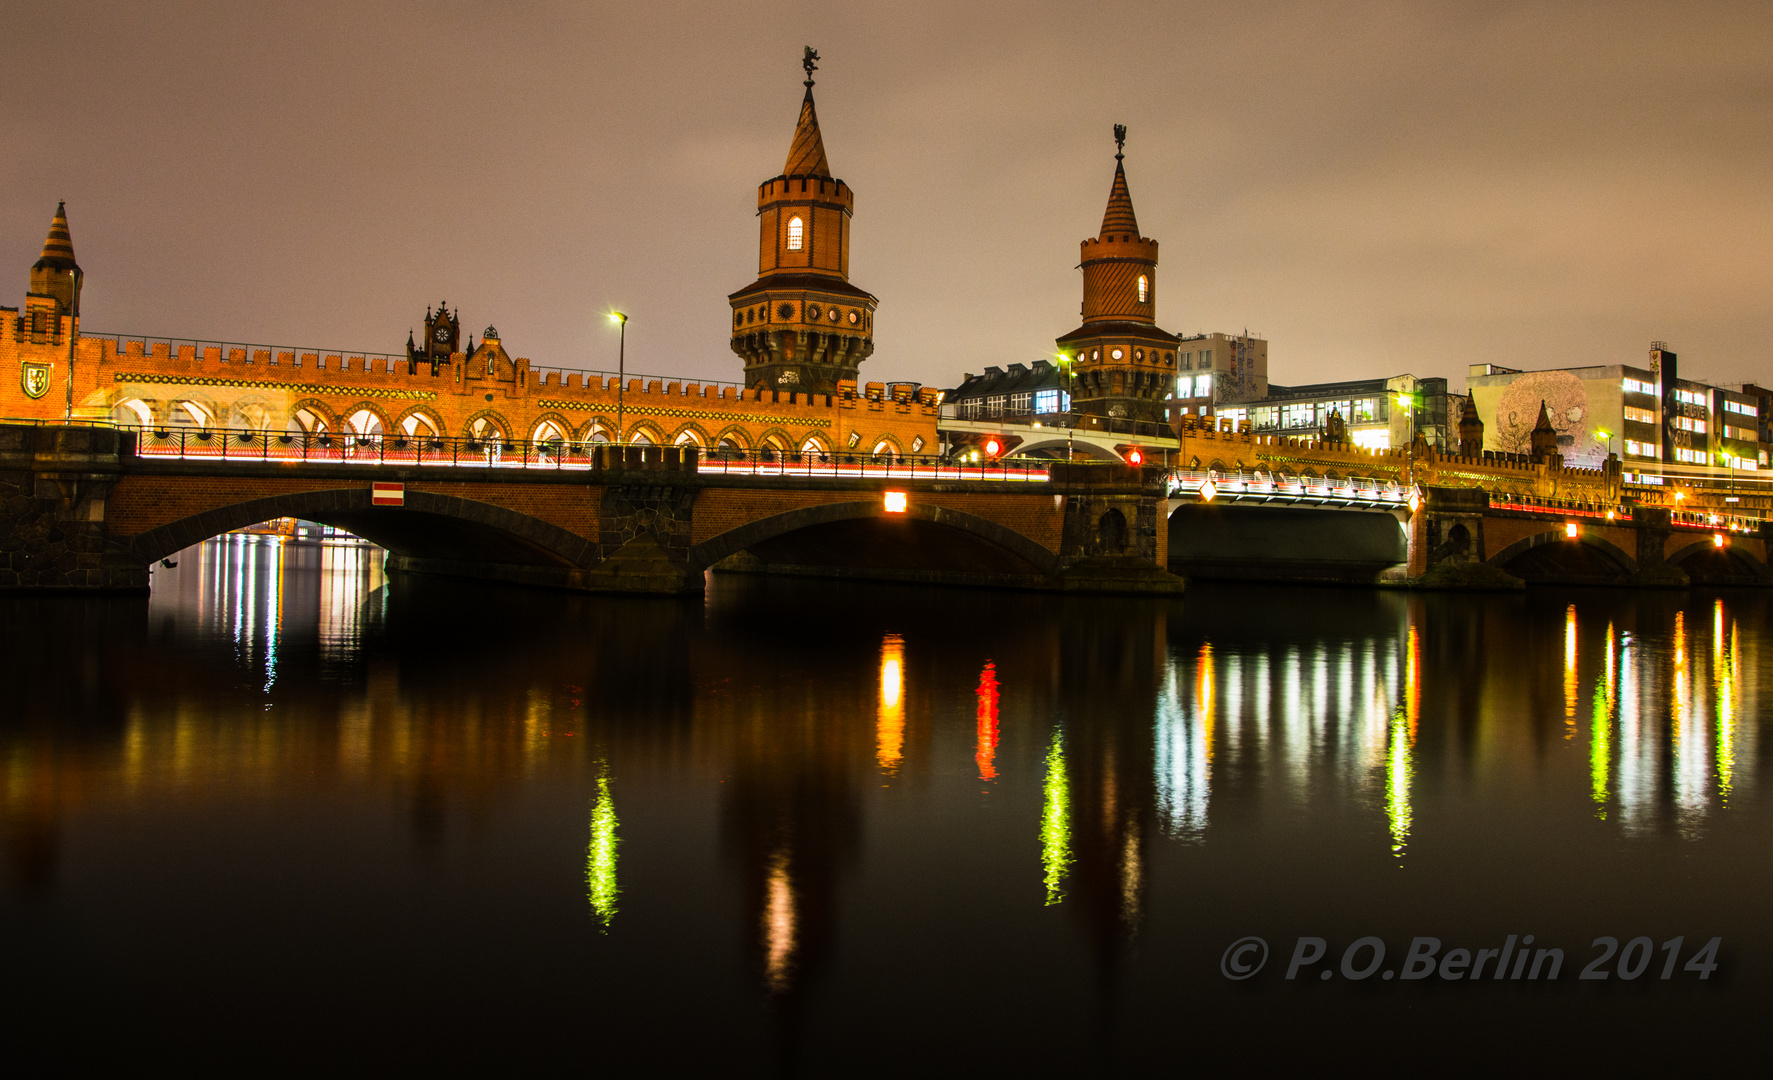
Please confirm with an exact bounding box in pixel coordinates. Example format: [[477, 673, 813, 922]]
[[1056, 127, 1180, 426], [408, 301, 461, 373], [728, 48, 877, 393]]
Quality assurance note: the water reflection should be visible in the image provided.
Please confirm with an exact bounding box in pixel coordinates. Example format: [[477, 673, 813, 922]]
[[1, 541, 1770, 1069]]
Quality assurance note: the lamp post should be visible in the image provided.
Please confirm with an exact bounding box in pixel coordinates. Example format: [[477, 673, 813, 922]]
[[609, 312, 628, 445], [1056, 353, 1075, 461], [1594, 427, 1615, 459], [1719, 449, 1737, 501], [1395, 389, 1419, 486], [63, 268, 79, 423]]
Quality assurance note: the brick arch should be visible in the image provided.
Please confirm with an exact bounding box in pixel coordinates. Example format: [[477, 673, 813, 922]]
[[339, 401, 393, 435], [1665, 539, 1773, 582], [624, 420, 665, 445], [577, 416, 615, 443], [669, 421, 712, 447], [1486, 530, 1639, 575], [711, 424, 752, 449], [127, 487, 597, 569], [461, 408, 511, 440], [286, 398, 339, 433], [686, 499, 1060, 575], [528, 411, 575, 442], [755, 426, 794, 450], [392, 404, 445, 438]]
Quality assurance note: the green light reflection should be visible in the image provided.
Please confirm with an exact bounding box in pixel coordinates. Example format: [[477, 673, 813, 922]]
[[587, 772, 619, 929], [1040, 729, 1071, 905], [1590, 626, 1614, 817], [1385, 705, 1413, 859]]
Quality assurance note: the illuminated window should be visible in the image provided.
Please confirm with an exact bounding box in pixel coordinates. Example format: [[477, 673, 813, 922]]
[[1623, 405, 1655, 424], [1137, 275, 1149, 303], [786, 216, 804, 251]]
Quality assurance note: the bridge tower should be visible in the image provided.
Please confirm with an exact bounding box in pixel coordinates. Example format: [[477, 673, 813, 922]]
[[1057, 127, 1180, 426], [728, 48, 877, 394], [24, 202, 81, 341]]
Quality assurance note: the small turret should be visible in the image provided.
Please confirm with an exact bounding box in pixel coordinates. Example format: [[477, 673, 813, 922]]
[[1529, 399, 1560, 462], [26, 202, 82, 332], [1458, 395, 1485, 456]]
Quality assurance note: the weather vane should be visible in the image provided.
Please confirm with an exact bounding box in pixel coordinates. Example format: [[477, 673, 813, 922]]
[[803, 46, 820, 90], [1114, 123, 1127, 162]]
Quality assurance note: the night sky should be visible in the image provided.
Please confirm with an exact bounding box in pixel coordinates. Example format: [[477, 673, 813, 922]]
[[3, 1, 1768, 391]]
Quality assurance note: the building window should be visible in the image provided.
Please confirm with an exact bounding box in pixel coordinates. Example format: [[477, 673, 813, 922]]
[[1200, 350, 1212, 369], [1193, 374, 1213, 398], [1623, 405, 1655, 424], [787, 216, 804, 251], [1034, 389, 1070, 413], [1137, 275, 1149, 303], [1010, 392, 1032, 413], [1724, 399, 1757, 417], [986, 395, 1006, 413], [1622, 377, 1655, 395]]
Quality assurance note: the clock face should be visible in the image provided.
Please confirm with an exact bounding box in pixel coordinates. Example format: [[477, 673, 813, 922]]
[[433, 326, 452, 344]]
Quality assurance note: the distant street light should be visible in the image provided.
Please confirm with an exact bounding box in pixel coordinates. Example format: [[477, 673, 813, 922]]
[[609, 312, 628, 446]]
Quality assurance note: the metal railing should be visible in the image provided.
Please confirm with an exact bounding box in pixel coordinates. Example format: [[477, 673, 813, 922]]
[[1166, 467, 1409, 505], [698, 447, 1049, 481], [122, 425, 1052, 481]]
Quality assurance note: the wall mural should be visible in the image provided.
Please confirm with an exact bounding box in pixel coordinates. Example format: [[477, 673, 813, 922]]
[[1494, 370, 1596, 464]]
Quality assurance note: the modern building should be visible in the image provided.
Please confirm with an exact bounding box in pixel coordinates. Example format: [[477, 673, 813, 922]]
[[1467, 344, 1765, 472], [1216, 374, 1451, 450], [1170, 332, 1269, 420], [943, 361, 1071, 423], [1053, 126, 1182, 425]]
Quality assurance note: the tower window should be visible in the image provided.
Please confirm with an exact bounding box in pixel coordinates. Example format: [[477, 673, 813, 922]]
[[787, 216, 804, 251], [1137, 275, 1149, 303]]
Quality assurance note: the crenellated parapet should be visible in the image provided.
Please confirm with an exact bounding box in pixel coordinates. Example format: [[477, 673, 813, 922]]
[[0, 309, 938, 463]]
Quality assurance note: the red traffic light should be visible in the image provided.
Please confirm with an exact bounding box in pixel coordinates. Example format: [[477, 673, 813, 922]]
[[1127, 448, 1144, 465], [984, 437, 1002, 457]]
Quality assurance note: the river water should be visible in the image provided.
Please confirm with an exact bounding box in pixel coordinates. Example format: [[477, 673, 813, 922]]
[[3, 536, 1770, 1074]]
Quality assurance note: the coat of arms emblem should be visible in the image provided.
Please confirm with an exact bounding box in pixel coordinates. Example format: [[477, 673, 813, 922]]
[[20, 361, 51, 399]]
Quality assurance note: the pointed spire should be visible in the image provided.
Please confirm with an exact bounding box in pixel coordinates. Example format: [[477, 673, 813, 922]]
[[783, 48, 831, 177], [1534, 400, 1554, 431], [1099, 126, 1139, 238], [34, 201, 79, 272]]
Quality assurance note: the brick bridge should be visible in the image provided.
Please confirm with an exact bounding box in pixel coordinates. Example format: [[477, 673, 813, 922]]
[[0, 424, 1180, 595]]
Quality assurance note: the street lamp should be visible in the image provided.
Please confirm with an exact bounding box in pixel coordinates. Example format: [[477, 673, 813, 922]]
[[609, 312, 628, 445], [63, 267, 80, 422], [1718, 449, 1738, 501], [1394, 389, 1419, 486], [1593, 427, 1615, 460], [1056, 352, 1075, 461]]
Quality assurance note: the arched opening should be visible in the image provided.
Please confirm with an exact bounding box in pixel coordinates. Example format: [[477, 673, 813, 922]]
[[467, 416, 506, 464], [172, 400, 212, 428], [1097, 508, 1128, 554], [712, 437, 744, 462], [1666, 541, 1771, 586], [871, 438, 899, 464], [1488, 531, 1637, 585], [1137, 274, 1149, 303], [673, 429, 705, 448], [786, 215, 804, 251], [401, 412, 440, 439], [112, 398, 153, 428], [690, 500, 1061, 584], [289, 408, 329, 436]]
